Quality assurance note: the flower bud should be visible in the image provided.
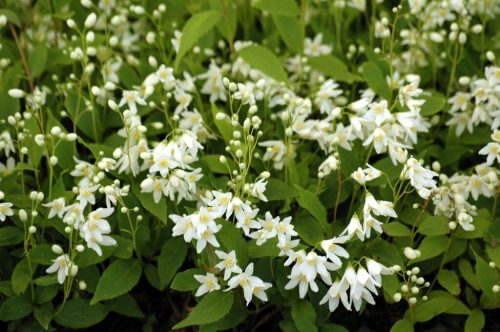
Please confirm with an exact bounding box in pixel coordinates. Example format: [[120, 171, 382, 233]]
[[52, 244, 63, 254], [8, 89, 25, 98], [84, 13, 97, 28]]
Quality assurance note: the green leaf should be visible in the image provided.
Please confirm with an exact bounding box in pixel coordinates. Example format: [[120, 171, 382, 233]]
[[248, 238, 280, 258], [295, 215, 324, 246], [0, 226, 23, 246], [105, 294, 144, 318], [210, 103, 233, 143], [171, 268, 204, 291], [273, 14, 303, 53], [474, 251, 500, 299], [429, 290, 470, 315], [252, 0, 300, 16], [34, 276, 58, 287], [294, 184, 330, 236], [11, 258, 32, 295], [458, 259, 480, 290], [456, 216, 490, 239], [202, 155, 236, 174], [437, 269, 460, 295], [265, 178, 297, 201], [0, 295, 32, 321], [308, 55, 362, 83], [412, 297, 455, 322], [30, 244, 56, 265], [412, 235, 449, 263], [91, 258, 142, 304], [338, 146, 360, 177], [173, 291, 234, 329], [157, 237, 187, 289], [0, 9, 21, 27], [54, 298, 108, 328], [28, 43, 48, 78], [417, 216, 450, 236], [219, 222, 249, 266], [420, 92, 446, 116], [382, 222, 411, 237], [132, 184, 167, 223], [239, 45, 289, 83], [362, 62, 391, 100], [291, 301, 317, 332], [465, 309, 485, 332], [34, 302, 53, 330], [174, 10, 222, 69], [209, 0, 237, 43], [320, 323, 349, 332], [390, 319, 413, 332]]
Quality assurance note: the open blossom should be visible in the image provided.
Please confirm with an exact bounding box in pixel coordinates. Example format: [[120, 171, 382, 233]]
[[351, 164, 382, 185], [226, 263, 272, 305], [401, 157, 438, 199], [46, 254, 77, 284], [285, 250, 339, 298], [119, 90, 146, 114], [321, 236, 350, 267], [194, 273, 220, 297], [81, 208, 117, 256], [0, 202, 13, 222], [215, 250, 242, 280], [43, 197, 66, 219]]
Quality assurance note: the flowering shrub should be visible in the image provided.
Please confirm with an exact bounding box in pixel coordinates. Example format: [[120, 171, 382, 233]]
[[0, 0, 499, 330]]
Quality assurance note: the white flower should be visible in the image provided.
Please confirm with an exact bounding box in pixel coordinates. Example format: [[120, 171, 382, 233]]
[[43, 198, 66, 219], [0, 202, 13, 222], [479, 142, 500, 165], [46, 254, 77, 284], [215, 250, 242, 280], [205, 191, 233, 219], [119, 90, 146, 114], [226, 263, 272, 305], [251, 178, 268, 202], [194, 273, 220, 296], [140, 177, 167, 203], [81, 208, 116, 256], [319, 279, 351, 312], [304, 33, 332, 56], [365, 100, 392, 126], [235, 208, 260, 236], [76, 184, 99, 208], [0, 157, 15, 176], [342, 213, 364, 241], [401, 157, 438, 199], [170, 214, 197, 243], [321, 236, 350, 266]]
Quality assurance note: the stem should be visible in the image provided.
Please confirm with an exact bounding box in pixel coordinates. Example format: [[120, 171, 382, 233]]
[[9, 23, 35, 92], [426, 233, 455, 295], [332, 168, 343, 232]]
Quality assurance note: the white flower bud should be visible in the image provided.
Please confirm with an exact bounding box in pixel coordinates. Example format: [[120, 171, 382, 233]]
[[79, 280, 87, 290], [28, 226, 36, 234], [64, 226, 72, 233], [471, 24, 483, 34], [66, 19, 76, 29], [401, 285, 409, 293], [8, 89, 25, 98], [52, 244, 63, 255], [84, 13, 97, 28], [486, 51, 495, 62], [404, 247, 417, 260], [458, 32, 467, 45], [19, 209, 27, 221], [409, 297, 417, 305], [448, 221, 457, 230], [21, 147, 28, 154], [493, 285, 500, 293], [489, 262, 496, 268], [76, 244, 85, 252], [70, 264, 79, 277], [411, 287, 419, 294], [49, 156, 58, 166], [393, 293, 402, 302]]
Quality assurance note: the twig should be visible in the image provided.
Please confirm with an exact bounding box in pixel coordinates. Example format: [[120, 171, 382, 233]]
[[332, 168, 343, 232], [9, 23, 35, 92]]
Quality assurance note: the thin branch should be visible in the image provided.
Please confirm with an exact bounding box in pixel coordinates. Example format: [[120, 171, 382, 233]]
[[9, 23, 35, 92]]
